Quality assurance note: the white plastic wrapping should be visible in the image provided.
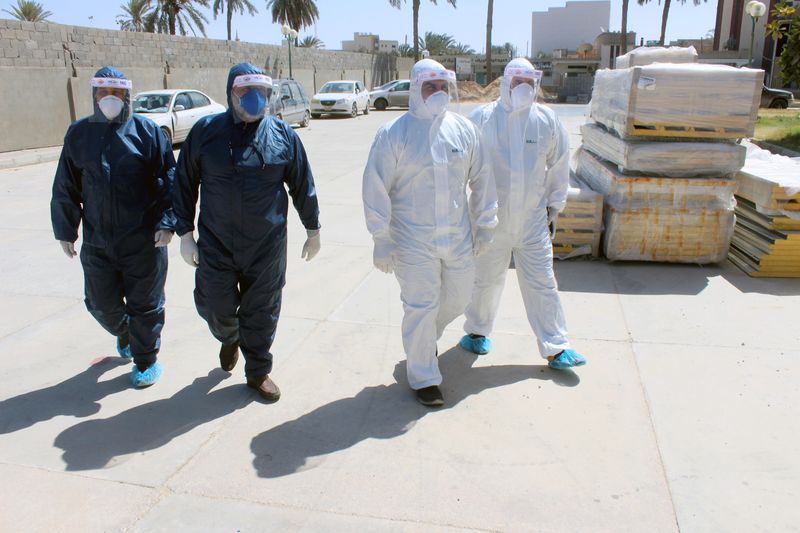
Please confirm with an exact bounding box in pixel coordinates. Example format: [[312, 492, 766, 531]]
[[580, 123, 747, 177], [614, 46, 698, 69], [576, 148, 738, 210], [735, 141, 800, 209], [590, 64, 762, 139]]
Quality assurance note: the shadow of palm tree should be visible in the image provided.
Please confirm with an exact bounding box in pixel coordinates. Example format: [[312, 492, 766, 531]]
[[0, 357, 130, 435], [251, 346, 579, 478], [54, 369, 252, 471]]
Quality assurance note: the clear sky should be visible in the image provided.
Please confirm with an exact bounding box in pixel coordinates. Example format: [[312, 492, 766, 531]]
[[3, 0, 720, 56]]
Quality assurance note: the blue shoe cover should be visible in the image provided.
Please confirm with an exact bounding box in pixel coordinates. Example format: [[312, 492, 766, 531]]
[[548, 349, 587, 370], [131, 362, 162, 387], [459, 334, 492, 355], [116, 338, 132, 359]]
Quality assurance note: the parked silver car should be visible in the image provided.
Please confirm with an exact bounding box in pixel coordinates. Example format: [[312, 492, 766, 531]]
[[132, 89, 225, 145], [270, 79, 311, 127], [369, 79, 410, 110]]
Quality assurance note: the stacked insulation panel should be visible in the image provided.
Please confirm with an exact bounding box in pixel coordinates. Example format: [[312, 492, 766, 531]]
[[577, 60, 762, 263], [728, 147, 800, 277], [552, 178, 604, 259]]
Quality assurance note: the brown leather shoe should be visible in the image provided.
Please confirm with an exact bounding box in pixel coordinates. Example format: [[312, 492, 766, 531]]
[[246, 375, 281, 402], [219, 342, 239, 372]]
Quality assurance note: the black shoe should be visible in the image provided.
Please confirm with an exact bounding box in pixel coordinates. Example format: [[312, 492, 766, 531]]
[[219, 342, 239, 372], [415, 385, 444, 407]]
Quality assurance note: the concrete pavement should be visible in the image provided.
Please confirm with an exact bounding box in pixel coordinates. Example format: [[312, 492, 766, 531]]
[[0, 104, 798, 532]]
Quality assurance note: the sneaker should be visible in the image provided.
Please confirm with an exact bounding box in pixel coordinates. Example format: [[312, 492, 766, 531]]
[[116, 334, 132, 359], [459, 334, 492, 355], [415, 385, 444, 407], [246, 375, 281, 402], [548, 349, 587, 370], [131, 362, 163, 387], [219, 342, 240, 372]]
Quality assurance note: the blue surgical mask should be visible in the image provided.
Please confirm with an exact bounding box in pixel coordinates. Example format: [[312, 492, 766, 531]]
[[238, 88, 267, 119]]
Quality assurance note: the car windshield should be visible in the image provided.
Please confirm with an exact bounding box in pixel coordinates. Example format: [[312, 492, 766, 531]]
[[373, 81, 398, 91], [320, 82, 354, 94], [133, 94, 171, 113]]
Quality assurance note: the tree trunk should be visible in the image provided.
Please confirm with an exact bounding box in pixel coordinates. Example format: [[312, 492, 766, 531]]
[[413, 0, 420, 61], [227, 2, 233, 41], [659, 0, 671, 46], [485, 0, 493, 84], [621, 0, 629, 55], [168, 10, 176, 35]]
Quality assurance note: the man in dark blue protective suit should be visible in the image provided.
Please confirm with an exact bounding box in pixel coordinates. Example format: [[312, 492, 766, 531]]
[[51, 66, 176, 388], [174, 63, 321, 402]]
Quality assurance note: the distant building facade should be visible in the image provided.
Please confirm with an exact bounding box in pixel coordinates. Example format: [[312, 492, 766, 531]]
[[531, 1, 611, 58]]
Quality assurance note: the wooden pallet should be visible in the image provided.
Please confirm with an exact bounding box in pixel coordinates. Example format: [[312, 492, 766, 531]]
[[628, 122, 749, 140]]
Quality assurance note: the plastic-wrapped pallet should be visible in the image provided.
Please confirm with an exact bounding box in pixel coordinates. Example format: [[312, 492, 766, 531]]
[[576, 149, 737, 263], [552, 176, 603, 259], [614, 45, 698, 69], [590, 64, 762, 140], [576, 148, 738, 210], [580, 123, 746, 177]]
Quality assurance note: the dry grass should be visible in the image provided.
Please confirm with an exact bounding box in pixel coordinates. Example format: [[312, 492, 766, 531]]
[[754, 109, 800, 153]]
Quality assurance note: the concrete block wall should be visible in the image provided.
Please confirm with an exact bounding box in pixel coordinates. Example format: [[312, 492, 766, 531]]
[[0, 18, 413, 152]]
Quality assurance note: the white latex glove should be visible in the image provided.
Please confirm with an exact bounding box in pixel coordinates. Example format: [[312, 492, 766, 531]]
[[179, 233, 199, 267], [546, 206, 559, 240], [472, 228, 493, 257], [301, 229, 321, 261], [154, 229, 173, 248], [59, 241, 76, 258], [373, 239, 395, 274]]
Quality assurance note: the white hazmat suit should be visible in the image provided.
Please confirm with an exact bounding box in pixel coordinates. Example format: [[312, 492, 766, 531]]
[[463, 58, 573, 359], [363, 59, 498, 390]]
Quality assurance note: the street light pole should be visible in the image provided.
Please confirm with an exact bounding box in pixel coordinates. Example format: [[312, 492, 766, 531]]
[[745, 1, 767, 68], [281, 25, 298, 79]]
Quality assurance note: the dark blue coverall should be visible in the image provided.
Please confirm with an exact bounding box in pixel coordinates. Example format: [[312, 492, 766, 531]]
[[173, 63, 320, 378], [51, 66, 176, 370]]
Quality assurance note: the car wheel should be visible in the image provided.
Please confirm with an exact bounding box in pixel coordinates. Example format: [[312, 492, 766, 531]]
[[161, 127, 172, 146], [300, 111, 310, 127], [311, 112, 321, 119], [375, 98, 387, 111], [351, 102, 358, 118], [363, 101, 369, 115], [770, 98, 789, 109]]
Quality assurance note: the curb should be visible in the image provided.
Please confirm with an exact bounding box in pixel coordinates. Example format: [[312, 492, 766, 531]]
[[0, 147, 62, 170]]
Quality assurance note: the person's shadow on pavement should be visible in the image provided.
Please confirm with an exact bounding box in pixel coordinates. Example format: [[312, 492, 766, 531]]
[[251, 346, 579, 478], [0, 356, 130, 435], [54, 369, 252, 471]]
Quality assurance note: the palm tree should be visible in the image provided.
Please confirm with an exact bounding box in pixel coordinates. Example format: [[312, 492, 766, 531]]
[[2, 0, 52, 21], [485, 0, 493, 85], [387, 0, 457, 61], [298, 35, 323, 48], [449, 42, 475, 55], [265, 0, 319, 45], [398, 43, 415, 57], [638, 0, 707, 46], [117, 0, 155, 31], [418, 31, 455, 55], [151, 0, 210, 36], [213, 0, 257, 41], [620, 0, 629, 55]]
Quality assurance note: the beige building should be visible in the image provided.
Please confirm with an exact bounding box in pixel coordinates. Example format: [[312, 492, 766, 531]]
[[341, 33, 398, 55]]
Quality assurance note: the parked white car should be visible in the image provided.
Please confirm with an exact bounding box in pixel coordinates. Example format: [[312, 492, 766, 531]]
[[132, 89, 226, 144], [310, 80, 370, 118]]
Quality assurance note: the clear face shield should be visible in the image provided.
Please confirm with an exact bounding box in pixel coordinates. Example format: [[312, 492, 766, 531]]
[[230, 74, 273, 123], [503, 67, 542, 112], [90, 76, 132, 123], [409, 66, 459, 120]]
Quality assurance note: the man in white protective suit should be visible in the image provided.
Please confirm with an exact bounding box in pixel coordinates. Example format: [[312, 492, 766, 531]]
[[459, 58, 588, 370], [362, 59, 499, 407]]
